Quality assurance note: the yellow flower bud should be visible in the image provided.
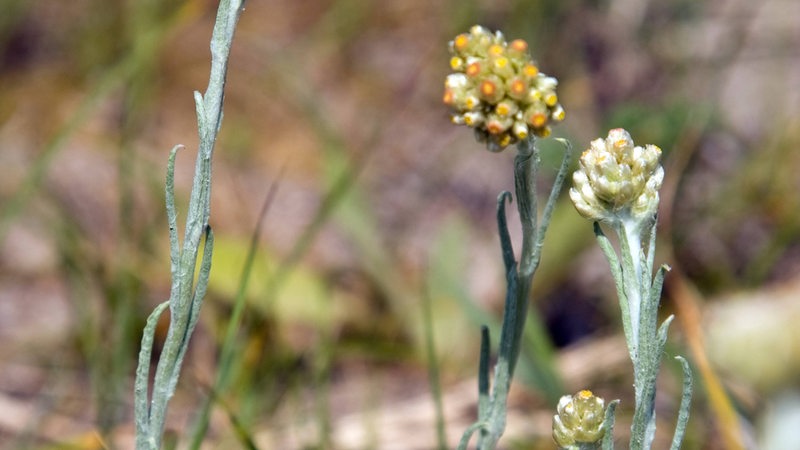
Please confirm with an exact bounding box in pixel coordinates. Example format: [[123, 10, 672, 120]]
[[495, 99, 519, 118], [450, 56, 465, 71], [491, 56, 515, 79], [485, 114, 513, 135], [478, 75, 506, 104], [523, 63, 539, 79], [452, 33, 471, 54], [488, 44, 505, 58], [569, 129, 664, 224], [443, 88, 456, 106], [525, 106, 548, 129], [465, 61, 485, 78], [508, 39, 528, 58], [463, 92, 481, 111], [525, 88, 543, 104], [535, 126, 552, 138], [506, 77, 528, 100], [553, 390, 606, 449], [443, 25, 566, 152], [463, 111, 485, 127], [512, 121, 529, 140], [551, 104, 566, 122]]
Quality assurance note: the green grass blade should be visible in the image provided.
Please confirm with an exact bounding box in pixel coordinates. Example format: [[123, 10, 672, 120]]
[[188, 177, 282, 449], [422, 279, 448, 450]]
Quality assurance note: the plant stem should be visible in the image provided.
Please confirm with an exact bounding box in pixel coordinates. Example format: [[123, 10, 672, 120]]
[[461, 137, 572, 450], [133, 1, 245, 448], [596, 216, 691, 450]]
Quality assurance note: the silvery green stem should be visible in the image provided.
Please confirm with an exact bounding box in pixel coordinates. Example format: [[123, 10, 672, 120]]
[[618, 218, 659, 449], [569, 129, 690, 449], [459, 137, 572, 450], [133, 1, 245, 449], [620, 220, 643, 357], [594, 217, 692, 450]]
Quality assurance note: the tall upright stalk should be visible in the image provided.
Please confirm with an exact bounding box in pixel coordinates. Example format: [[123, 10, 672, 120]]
[[133, 1, 245, 448], [561, 128, 693, 450], [463, 137, 571, 450], [442, 25, 571, 450]]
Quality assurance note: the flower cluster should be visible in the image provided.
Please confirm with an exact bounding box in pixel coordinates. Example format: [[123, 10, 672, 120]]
[[552, 390, 606, 449], [443, 25, 565, 152], [569, 128, 664, 224]]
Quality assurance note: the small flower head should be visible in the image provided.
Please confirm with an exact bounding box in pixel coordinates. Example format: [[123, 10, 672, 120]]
[[444, 25, 565, 152], [552, 390, 606, 449], [569, 128, 664, 224]]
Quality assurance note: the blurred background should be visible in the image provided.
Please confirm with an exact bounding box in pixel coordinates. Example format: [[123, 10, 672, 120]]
[[1, 0, 799, 448]]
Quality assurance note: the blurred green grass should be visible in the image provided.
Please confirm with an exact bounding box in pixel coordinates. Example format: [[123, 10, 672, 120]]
[[1, 0, 799, 448]]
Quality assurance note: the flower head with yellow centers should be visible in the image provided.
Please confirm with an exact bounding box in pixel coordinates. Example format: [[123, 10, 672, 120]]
[[552, 390, 606, 449], [444, 25, 565, 152], [569, 128, 664, 224]]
